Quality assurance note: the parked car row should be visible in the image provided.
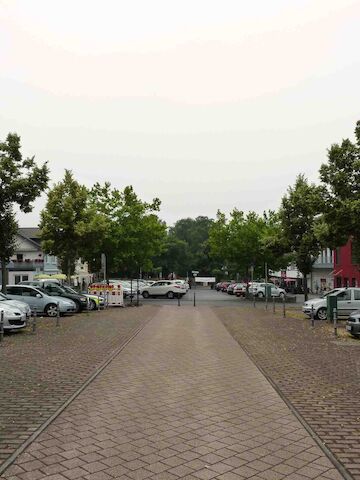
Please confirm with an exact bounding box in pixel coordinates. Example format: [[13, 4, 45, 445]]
[[105, 279, 189, 299], [215, 281, 286, 298]]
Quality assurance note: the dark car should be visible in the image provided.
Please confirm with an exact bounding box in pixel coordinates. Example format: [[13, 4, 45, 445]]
[[346, 310, 360, 338], [19, 281, 88, 313]]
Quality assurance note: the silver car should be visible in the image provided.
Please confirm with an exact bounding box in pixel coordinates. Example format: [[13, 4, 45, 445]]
[[0, 302, 27, 331], [6, 285, 76, 317], [0, 292, 31, 319]]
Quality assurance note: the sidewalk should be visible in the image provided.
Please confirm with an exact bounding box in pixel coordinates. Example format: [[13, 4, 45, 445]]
[[2, 306, 344, 480]]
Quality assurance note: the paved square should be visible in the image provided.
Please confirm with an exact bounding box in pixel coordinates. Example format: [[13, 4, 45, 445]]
[[1, 306, 345, 480]]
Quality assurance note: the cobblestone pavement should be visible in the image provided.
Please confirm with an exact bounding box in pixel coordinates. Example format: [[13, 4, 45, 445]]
[[0, 306, 159, 469], [217, 306, 360, 480], [2, 306, 344, 480]]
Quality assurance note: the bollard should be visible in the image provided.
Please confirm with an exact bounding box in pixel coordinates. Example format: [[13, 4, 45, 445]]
[[136, 279, 140, 307], [253, 293, 256, 308], [178, 293, 180, 307], [56, 302, 60, 327], [193, 290, 196, 307], [333, 307, 338, 337], [97, 295, 101, 311], [0, 310, 4, 343], [130, 280, 133, 305], [282, 295, 286, 318], [311, 305, 315, 328], [265, 294, 268, 311], [272, 295, 275, 314], [32, 309, 37, 334]]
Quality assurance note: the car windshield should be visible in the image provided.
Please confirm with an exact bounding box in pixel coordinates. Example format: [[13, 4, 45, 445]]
[[322, 289, 340, 297], [62, 286, 77, 294]]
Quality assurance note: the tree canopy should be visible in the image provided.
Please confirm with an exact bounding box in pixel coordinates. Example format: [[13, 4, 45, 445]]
[[319, 120, 360, 260], [40, 170, 107, 281], [0, 133, 49, 292]]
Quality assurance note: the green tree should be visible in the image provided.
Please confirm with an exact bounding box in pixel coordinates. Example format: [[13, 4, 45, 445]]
[[0, 133, 49, 292], [209, 209, 288, 281], [88, 183, 166, 277], [319, 120, 360, 260], [280, 174, 325, 301], [167, 216, 216, 275], [40, 171, 107, 282], [153, 235, 192, 278]]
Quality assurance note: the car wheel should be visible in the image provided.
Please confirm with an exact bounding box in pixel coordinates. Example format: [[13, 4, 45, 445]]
[[45, 303, 58, 317], [258, 291, 264, 298], [316, 307, 327, 320], [167, 291, 174, 299], [142, 291, 149, 298], [89, 299, 97, 311], [279, 292, 285, 298]]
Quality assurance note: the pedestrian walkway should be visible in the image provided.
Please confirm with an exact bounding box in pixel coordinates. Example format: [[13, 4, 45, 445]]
[[2, 307, 344, 480]]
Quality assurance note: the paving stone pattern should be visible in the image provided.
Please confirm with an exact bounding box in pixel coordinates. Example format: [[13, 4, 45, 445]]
[[217, 307, 360, 480], [0, 306, 158, 468], [2, 306, 344, 480]]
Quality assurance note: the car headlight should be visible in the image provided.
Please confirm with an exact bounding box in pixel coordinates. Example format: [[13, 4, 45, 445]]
[[80, 297, 87, 301]]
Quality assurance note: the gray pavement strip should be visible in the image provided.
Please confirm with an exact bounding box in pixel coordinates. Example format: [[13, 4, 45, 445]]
[[0, 319, 149, 477]]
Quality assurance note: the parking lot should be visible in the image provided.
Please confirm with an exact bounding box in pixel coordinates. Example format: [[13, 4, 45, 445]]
[[0, 289, 359, 479]]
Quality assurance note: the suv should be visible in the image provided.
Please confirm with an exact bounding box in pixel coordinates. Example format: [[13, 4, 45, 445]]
[[248, 282, 285, 298], [19, 281, 88, 312], [303, 288, 360, 320], [6, 285, 76, 316], [141, 281, 187, 299]]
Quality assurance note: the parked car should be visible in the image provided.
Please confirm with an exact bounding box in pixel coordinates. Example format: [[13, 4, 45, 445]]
[[0, 302, 27, 331], [221, 282, 231, 292], [6, 285, 77, 317], [233, 283, 247, 297], [141, 280, 187, 299], [173, 280, 190, 291], [248, 282, 285, 298], [0, 292, 31, 319], [346, 310, 360, 338], [227, 283, 237, 295], [19, 281, 88, 312], [215, 282, 222, 291], [303, 287, 360, 320], [61, 285, 105, 310]]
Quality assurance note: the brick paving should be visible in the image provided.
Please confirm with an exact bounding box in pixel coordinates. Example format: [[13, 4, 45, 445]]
[[217, 306, 360, 480], [2, 306, 344, 480], [0, 306, 159, 468]]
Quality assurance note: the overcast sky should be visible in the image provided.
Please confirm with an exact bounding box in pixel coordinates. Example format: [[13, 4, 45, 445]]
[[1, 0, 360, 227]]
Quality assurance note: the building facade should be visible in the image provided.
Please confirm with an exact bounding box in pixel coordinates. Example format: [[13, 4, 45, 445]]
[[310, 248, 334, 293], [333, 239, 360, 288]]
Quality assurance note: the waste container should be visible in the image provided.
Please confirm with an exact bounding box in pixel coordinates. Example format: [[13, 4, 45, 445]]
[[327, 294, 337, 321], [265, 285, 272, 299]]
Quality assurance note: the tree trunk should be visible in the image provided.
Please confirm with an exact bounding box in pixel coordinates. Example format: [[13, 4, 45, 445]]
[[303, 274, 308, 302], [1, 257, 8, 294]]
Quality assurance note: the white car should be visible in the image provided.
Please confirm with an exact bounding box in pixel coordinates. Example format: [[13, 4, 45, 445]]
[[0, 292, 31, 319], [0, 302, 27, 331], [173, 280, 190, 291], [303, 287, 360, 320], [141, 280, 187, 299], [248, 282, 285, 298]]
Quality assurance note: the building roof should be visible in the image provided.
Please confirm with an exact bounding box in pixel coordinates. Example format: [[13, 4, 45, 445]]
[[18, 228, 42, 248]]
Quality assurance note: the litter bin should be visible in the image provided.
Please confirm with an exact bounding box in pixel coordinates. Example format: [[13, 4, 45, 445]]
[[327, 294, 337, 321], [265, 285, 272, 299]]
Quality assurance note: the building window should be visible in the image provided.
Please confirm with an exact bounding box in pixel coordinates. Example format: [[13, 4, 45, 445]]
[[343, 277, 349, 287], [351, 278, 356, 287], [335, 276, 342, 288], [335, 248, 341, 265], [15, 275, 21, 284], [351, 241, 358, 265], [16, 254, 23, 262], [22, 275, 29, 282]]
